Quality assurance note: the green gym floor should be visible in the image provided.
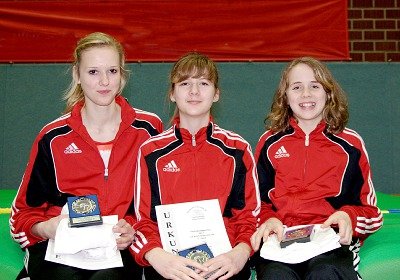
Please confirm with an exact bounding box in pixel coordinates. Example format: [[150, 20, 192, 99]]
[[1, 190, 399, 280], [1, 190, 24, 279]]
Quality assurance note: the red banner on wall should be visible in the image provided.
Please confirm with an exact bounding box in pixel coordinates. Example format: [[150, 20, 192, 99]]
[[0, 0, 349, 62]]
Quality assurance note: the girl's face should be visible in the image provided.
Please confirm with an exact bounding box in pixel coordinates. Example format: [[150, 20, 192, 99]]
[[75, 46, 121, 109], [286, 63, 327, 132], [171, 76, 219, 122]]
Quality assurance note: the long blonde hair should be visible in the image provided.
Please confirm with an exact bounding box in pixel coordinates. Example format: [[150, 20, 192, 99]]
[[266, 57, 348, 134], [168, 52, 219, 121], [63, 32, 129, 113]]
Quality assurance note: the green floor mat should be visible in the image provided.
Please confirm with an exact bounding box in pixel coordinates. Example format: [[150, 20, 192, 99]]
[[1, 190, 399, 280]]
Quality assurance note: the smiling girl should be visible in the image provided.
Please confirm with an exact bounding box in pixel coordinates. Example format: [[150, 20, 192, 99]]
[[130, 52, 260, 280], [251, 57, 382, 280]]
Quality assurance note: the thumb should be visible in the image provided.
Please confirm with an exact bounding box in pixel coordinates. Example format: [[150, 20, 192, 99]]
[[58, 214, 68, 221], [321, 217, 334, 228]]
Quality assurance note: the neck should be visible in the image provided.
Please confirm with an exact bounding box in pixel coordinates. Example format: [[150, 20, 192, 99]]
[[179, 115, 210, 135], [81, 103, 121, 142], [297, 120, 321, 135]]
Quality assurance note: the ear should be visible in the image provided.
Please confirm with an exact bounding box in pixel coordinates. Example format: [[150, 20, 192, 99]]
[[72, 65, 80, 84], [170, 93, 176, 102], [213, 89, 220, 102]]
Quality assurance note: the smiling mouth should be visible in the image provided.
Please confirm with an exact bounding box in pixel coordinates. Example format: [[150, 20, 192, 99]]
[[299, 102, 316, 108]]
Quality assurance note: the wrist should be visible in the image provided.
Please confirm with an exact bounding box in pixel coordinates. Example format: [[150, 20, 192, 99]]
[[233, 243, 251, 259], [31, 221, 48, 239], [144, 247, 164, 264]]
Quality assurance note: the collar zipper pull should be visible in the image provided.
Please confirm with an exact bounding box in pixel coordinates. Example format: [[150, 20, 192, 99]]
[[104, 168, 109, 180], [192, 135, 196, 146]]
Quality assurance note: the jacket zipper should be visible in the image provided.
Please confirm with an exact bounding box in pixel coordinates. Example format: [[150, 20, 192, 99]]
[[303, 134, 309, 179], [104, 167, 109, 180], [104, 129, 120, 181], [305, 134, 310, 146], [192, 135, 196, 146]]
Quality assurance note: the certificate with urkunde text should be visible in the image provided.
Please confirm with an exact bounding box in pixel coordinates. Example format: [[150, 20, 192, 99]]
[[155, 199, 232, 256]]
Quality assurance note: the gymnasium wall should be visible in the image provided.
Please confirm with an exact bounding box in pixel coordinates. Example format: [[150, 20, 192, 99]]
[[0, 62, 399, 194]]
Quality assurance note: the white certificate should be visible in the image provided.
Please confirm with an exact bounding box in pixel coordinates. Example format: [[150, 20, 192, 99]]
[[155, 199, 232, 256]]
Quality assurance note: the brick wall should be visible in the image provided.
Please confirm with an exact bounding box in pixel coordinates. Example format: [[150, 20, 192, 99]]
[[348, 0, 400, 61]]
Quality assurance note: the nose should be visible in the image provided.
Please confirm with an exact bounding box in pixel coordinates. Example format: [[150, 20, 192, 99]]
[[301, 87, 311, 98], [99, 72, 110, 86], [189, 83, 199, 95]]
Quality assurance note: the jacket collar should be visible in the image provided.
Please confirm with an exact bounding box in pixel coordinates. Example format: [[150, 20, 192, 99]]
[[173, 117, 214, 146], [67, 96, 136, 142], [289, 117, 327, 136]]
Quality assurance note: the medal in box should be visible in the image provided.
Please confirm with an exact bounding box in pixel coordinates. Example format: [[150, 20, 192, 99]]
[[178, 243, 214, 264], [280, 224, 315, 248], [179, 243, 215, 279], [67, 194, 103, 227]]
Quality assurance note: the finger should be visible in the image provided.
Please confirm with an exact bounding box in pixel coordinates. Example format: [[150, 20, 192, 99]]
[[121, 223, 134, 234], [337, 219, 347, 238], [205, 268, 223, 280], [113, 223, 132, 235], [112, 221, 124, 233], [251, 230, 263, 250], [201, 260, 221, 277], [116, 239, 129, 249], [115, 218, 127, 227], [112, 227, 123, 234], [185, 259, 208, 273], [116, 243, 129, 250], [116, 234, 131, 243], [262, 226, 274, 242], [340, 235, 349, 245], [337, 220, 349, 244], [343, 226, 352, 245], [250, 234, 257, 249], [185, 267, 206, 280], [127, 223, 135, 233], [218, 271, 233, 280], [322, 216, 335, 228], [276, 226, 285, 242]]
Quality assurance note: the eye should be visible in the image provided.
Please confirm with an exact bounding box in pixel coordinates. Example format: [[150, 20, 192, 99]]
[[88, 69, 97, 75], [109, 68, 119, 74], [200, 81, 210, 86], [311, 82, 322, 89], [178, 81, 190, 87]]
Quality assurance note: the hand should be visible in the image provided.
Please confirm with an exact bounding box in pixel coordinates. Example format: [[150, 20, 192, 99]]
[[31, 214, 67, 240], [321, 211, 353, 245], [201, 243, 250, 280], [113, 219, 135, 250], [250, 217, 284, 251], [145, 247, 208, 280]]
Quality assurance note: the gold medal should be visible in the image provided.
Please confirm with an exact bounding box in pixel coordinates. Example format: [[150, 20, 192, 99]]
[[186, 249, 212, 264]]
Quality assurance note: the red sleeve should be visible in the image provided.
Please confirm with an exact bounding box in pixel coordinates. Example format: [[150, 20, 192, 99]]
[[10, 132, 58, 249], [226, 143, 260, 255], [129, 145, 163, 266], [254, 132, 280, 225], [339, 134, 383, 241]]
